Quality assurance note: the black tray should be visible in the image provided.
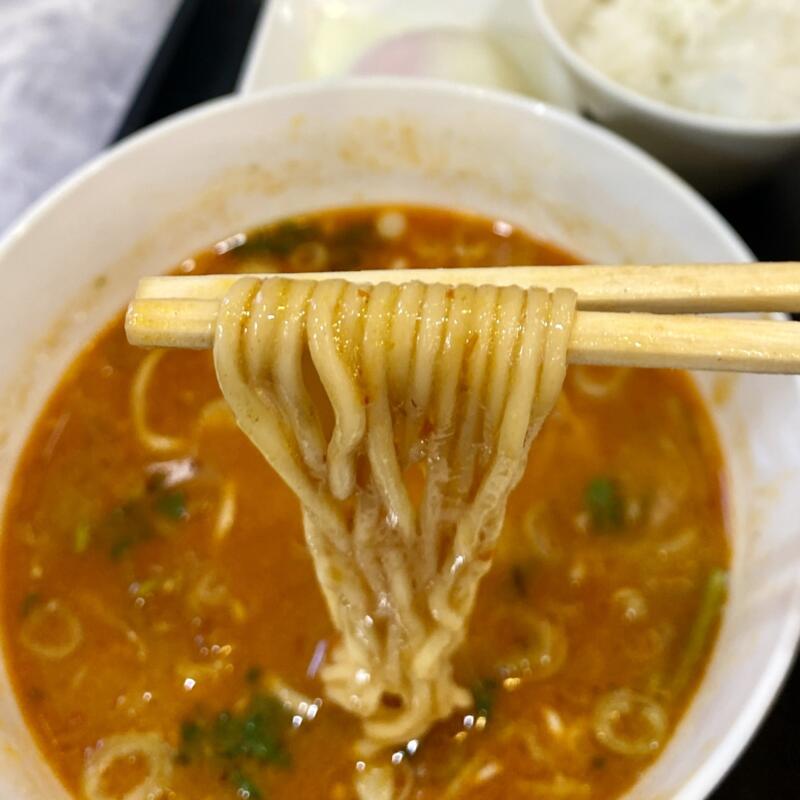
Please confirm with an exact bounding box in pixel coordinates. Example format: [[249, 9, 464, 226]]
[[115, 2, 800, 796]]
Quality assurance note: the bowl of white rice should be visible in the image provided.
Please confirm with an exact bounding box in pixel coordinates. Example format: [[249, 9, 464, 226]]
[[532, 0, 800, 192]]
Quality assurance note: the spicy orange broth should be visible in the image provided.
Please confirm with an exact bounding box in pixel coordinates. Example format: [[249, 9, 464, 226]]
[[1, 207, 728, 799]]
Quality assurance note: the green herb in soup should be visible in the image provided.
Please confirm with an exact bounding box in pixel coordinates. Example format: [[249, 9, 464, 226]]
[[178, 690, 292, 799], [585, 477, 626, 532], [0, 206, 728, 800]]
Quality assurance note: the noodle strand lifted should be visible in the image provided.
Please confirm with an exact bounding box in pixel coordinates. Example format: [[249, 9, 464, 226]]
[[212, 277, 576, 756]]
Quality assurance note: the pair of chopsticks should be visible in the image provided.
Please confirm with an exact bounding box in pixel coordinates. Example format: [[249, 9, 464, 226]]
[[125, 263, 800, 374]]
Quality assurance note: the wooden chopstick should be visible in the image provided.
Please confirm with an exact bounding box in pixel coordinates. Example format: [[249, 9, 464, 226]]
[[133, 263, 800, 313], [125, 290, 800, 377]]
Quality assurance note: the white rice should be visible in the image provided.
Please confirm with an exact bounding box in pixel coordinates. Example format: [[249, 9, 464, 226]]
[[570, 0, 800, 122]]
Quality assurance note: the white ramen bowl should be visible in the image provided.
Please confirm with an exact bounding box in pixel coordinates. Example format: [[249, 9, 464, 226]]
[[531, 0, 800, 193], [0, 79, 798, 800]]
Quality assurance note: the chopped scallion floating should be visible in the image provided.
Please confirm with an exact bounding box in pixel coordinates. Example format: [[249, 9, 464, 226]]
[[82, 485, 190, 560], [245, 665, 263, 685], [585, 477, 625, 531], [20, 592, 41, 618], [177, 691, 292, 799], [73, 521, 91, 554], [105, 502, 154, 560], [134, 577, 160, 597], [155, 490, 187, 521], [230, 769, 262, 800], [234, 220, 320, 258], [671, 567, 728, 695], [471, 678, 498, 719]]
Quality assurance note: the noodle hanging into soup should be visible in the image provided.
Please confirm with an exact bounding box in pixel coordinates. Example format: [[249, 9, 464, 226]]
[[1, 207, 729, 800], [213, 277, 576, 758]]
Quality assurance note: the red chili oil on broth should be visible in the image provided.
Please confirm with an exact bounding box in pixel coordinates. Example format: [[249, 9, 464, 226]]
[[0, 207, 729, 800]]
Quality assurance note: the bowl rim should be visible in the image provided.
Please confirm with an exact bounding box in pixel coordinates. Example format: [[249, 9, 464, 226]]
[[2, 77, 798, 800], [531, 0, 800, 138], [0, 77, 751, 265]]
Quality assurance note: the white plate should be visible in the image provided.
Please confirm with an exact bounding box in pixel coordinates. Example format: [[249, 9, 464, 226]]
[[240, 0, 578, 106]]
